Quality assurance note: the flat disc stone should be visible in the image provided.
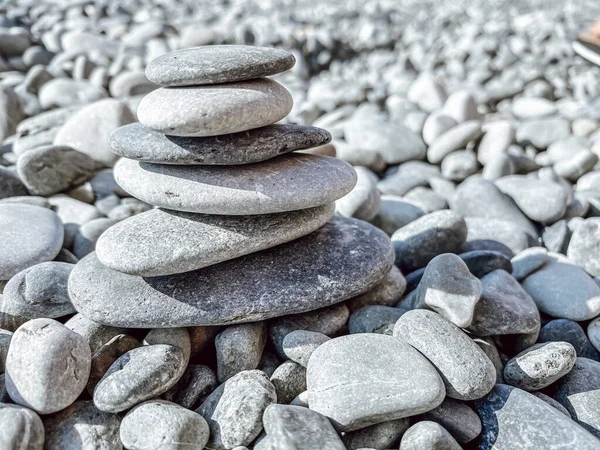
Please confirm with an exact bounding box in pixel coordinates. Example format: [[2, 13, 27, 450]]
[[145, 45, 296, 86], [68, 216, 394, 328], [0, 204, 64, 280], [114, 154, 356, 215], [109, 123, 331, 165], [96, 204, 335, 277], [137, 78, 293, 137]]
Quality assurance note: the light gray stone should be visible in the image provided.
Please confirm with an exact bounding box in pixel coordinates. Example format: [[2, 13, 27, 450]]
[[516, 117, 570, 149], [72, 218, 119, 260], [400, 421, 462, 450], [113, 154, 355, 215], [422, 112, 457, 145], [568, 218, 600, 277], [465, 217, 533, 255], [336, 166, 380, 221], [282, 330, 330, 368], [96, 204, 334, 277], [427, 120, 482, 164], [512, 97, 556, 119], [346, 266, 406, 312], [270, 360, 306, 405], [0, 403, 44, 450], [216, 322, 266, 382], [64, 314, 126, 354], [341, 418, 409, 450], [511, 247, 548, 281]]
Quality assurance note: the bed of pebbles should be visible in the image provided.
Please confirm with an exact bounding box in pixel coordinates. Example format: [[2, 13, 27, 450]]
[[2, 0, 600, 449]]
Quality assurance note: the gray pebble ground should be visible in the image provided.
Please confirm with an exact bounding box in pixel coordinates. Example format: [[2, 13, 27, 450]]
[[1, 0, 600, 449]]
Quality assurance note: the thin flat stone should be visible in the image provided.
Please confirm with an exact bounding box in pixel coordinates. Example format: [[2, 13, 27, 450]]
[[113, 154, 356, 215], [109, 122, 331, 165], [96, 204, 334, 276], [0, 204, 64, 280], [137, 78, 293, 137], [69, 216, 394, 327], [145, 45, 296, 86]]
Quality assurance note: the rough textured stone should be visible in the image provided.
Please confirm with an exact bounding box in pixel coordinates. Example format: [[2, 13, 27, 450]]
[[307, 333, 445, 431], [87, 334, 142, 394], [64, 314, 126, 354], [43, 400, 121, 450], [394, 310, 496, 400], [0, 330, 11, 373], [110, 122, 331, 165], [0, 402, 44, 450], [163, 364, 217, 410], [197, 370, 277, 450], [474, 384, 600, 449], [120, 400, 209, 450], [93, 344, 186, 413], [216, 322, 266, 382], [346, 266, 406, 312], [138, 78, 292, 137], [69, 217, 393, 327], [96, 204, 334, 277], [539, 319, 600, 361], [114, 154, 355, 215], [72, 218, 119, 260], [146, 45, 295, 86], [5, 318, 91, 414], [255, 404, 346, 450], [0, 204, 64, 280], [270, 360, 306, 405]]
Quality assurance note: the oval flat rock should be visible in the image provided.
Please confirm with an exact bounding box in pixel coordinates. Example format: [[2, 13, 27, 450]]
[[109, 123, 331, 165], [145, 45, 296, 86], [113, 153, 357, 215], [68, 216, 394, 328]]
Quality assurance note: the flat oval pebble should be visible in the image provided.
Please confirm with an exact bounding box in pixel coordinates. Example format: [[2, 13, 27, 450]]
[[5, 318, 91, 414], [0, 402, 44, 450], [120, 400, 209, 450], [138, 78, 293, 137], [69, 216, 393, 327], [96, 204, 334, 276], [114, 154, 356, 215], [307, 333, 445, 431], [146, 45, 296, 86], [109, 122, 331, 165], [0, 204, 64, 280]]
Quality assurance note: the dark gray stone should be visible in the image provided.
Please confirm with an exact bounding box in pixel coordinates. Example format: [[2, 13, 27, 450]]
[[372, 195, 424, 236], [511, 247, 548, 281], [306, 333, 445, 431], [69, 217, 393, 327], [163, 364, 217, 410], [110, 122, 331, 165], [0, 166, 28, 200], [348, 305, 406, 335], [346, 266, 406, 312], [539, 319, 600, 361], [216, 322, 266, 382], [282, 330, 330, 368], [270, 360, 306, 405], [458, 250, 513, 278], [421, 398, 482, 444], [146, 45, 295, 86], [0, 330, 10, 373], [341, 418, 409, 450]]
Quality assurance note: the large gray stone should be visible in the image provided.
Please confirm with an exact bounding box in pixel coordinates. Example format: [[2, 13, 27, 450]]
[[0, 204, 64, 280], [113, 154, 356, 215], [421, 398, 482, 444], [0, 166, 28, 200], [216, 322, 266, 382], [69, 217, 393, 327], [146, 45, 295, 86], [137, 78, 292, 137], [394, 310, 496, 400], [336, 166, 381, 221], [5, 318, 91, 414], [96, 204, 334, 276], [306, 333, 445, 431], [0, 403, 44, 450], [109, 122, 331, 165]]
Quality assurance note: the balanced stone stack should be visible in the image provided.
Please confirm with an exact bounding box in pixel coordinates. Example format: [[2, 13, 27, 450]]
[[68, 45, 394, 328]]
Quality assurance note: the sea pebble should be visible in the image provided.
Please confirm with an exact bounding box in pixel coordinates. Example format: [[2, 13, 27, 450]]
[[0, 403, 44, 450]]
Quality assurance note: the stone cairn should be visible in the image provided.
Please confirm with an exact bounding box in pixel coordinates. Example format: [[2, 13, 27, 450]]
[[68, 45, 394, 330]]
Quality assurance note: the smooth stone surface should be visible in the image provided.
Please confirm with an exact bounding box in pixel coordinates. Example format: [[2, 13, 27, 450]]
[[511, 247, 548, 281], [282, 330, 330, 368], [114, 154, 356, 215], [394, 310, 496, 400], [336, 166, 380, 221], [465, 217, 533, 255], [64, 314, 126, 354], [87, 334, 142, 394], [97, 204, 334, 277], [0, 204, 64, 280], [197, 370, 276, 450], [306, 333, 445, 431], [372, 195, 425, 236], [54, 98, 135, 166], [503, 342, 576, 391], [516, 117, 571, 149], [163, 364, 217, 410], [421, 398, 482, 444], [458, 250, 513, 278], [1, 262, 74, 319], [110, 122, 331, 165], [427, 120, 482, 164], [467, 269, 540, 336], [341, 418, 409, 450], [400, 421, 462, 450], [474, 384, 600, 449], [588, 318, 600, 354], [521, 258, 600, 321], [391, 210, 468, 273], [539, 319, 600, 361], [5, 318, 91, 414], [415, 253, 482, 328], [0, 166, 28, 200], [512, 97, 557, 119], [0, 402, 44, 450], [138, 78, 292, 137], [120, 400, 209, 450], [93, 344, 186, 413], [348, 305, 406, 335], [568, 218, 600, 277], [43, 400, 121, 450], [16, 145, 96, 196], [346, 266, 406, 312], [146, 45, 295, 86], [69, 217, 393, 327], [256, 404, 346, 450], [216, 322, 266, 382]]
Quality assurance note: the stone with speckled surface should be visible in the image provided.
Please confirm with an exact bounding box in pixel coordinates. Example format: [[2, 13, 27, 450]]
[[114, 153, 356, 215], [146, 45, 295, 86], [137, 78, 292, 136], [69, 216, 394, 328]]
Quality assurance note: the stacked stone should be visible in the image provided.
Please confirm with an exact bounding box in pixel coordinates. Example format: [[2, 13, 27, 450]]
[[68, 45, 394, 328]]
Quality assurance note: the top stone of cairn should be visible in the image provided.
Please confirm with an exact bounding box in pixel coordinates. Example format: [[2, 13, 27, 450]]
[[145, 45, 296, 86]]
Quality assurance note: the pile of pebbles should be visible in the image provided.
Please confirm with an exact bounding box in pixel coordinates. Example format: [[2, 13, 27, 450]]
[[2, 0, 600, 449]]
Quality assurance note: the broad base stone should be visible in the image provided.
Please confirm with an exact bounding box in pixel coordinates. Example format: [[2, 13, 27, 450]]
[[69, 217, 394, 327]]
